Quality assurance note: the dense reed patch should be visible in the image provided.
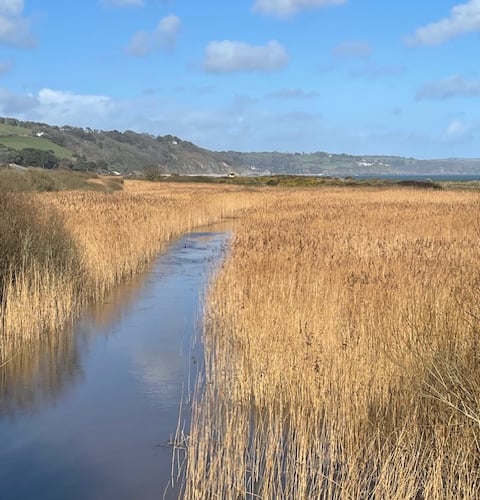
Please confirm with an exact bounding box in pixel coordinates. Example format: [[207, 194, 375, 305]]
[[185, 188, 480, 498], [0, 191, 83, 360], [0, 181, 256, 366]]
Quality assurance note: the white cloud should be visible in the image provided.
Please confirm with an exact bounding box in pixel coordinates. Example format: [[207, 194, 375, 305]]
[[203, 40, 289, 73], [0, 87, 117, 127], [101, 0, 144, 7], [0, 0, 34, 47], [0, 87, 319, 153], [447, 119, 467, 136], [37, 88, 111, 108], [332, 41, 371, 58], [253, 0, 347, 17], [34, 89, 115, 127], [406, 0, 480, 46], [416, 75, 480, 100], [1, 86, 479, 157], [127, 14, 181, 56]]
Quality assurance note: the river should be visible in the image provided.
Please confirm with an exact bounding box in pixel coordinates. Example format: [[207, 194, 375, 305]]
[[0, 226, 231, 500]]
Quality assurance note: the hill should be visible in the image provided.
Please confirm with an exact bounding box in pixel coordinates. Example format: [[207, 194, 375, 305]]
[[222, 151, 480, 176], [0, 118, 233, 175], [1, 116, 480, 176]]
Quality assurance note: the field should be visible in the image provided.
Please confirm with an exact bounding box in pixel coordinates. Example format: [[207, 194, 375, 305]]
[[184, 188, 480, 498], [0, 123, 32, 136], [0, 136, 74, 159]]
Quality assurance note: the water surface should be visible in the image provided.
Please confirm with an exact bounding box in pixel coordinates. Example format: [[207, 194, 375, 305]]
[[352, 174, 480, 181], [0, 227, 230, 500]]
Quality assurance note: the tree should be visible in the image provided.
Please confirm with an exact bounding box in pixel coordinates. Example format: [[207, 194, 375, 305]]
[[143, 164, 168, 180], [143, 164, 161, 181], [12, 148, 59, 169]]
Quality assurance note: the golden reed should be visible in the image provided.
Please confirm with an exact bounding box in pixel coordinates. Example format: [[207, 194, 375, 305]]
[[185, 188, 480, 499], [0, 181, 256, 365]]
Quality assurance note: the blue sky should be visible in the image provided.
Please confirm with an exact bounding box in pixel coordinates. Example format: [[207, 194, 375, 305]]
[[0, 0, 479, 158]]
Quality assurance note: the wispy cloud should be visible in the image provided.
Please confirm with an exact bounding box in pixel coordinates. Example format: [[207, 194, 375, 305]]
[[416, 75, 480, 100], [101, 0, 144, 7], [126, 14, 181, 56], [274, 110, 321, 123], [349, 62, 405, 79], [0, 59, 13, 75], [0, 0, 35, 47], [203, 40, 289, 73], [328, 41, 404, 80], [253, 0, 347, 17], [406, 0, 480, 46], [265, 88, 320, 99], [332, 41, 371, 59], [0, 0, 24, 16], [156, 14, 181, 49], [446, 119, 467, 136]]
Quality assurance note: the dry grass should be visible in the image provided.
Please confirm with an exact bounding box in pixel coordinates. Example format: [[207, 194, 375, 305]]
[[0, 181, 256, 365], [185, 188, 480, 499]]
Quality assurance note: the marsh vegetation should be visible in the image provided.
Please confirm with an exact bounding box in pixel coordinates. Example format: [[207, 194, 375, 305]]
[[185, 188, 480, 499], [2, 176, 480, 498], [0, 180, 254, 368]]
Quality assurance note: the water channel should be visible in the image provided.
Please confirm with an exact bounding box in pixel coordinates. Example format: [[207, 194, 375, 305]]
[[0, 225, 231, 500]]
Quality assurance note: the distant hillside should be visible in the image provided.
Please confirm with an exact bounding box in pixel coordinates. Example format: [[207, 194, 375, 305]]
[[1, 116, 479, 176], [222, 151, 480, 176], [0, 117, 233, 175]]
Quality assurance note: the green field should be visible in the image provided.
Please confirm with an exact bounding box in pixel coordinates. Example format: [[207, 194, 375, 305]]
[[0, 136, 74, 159], [0, 123, 32, 136]]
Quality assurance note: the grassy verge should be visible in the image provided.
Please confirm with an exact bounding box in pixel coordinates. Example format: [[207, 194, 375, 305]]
[[185, 188, 480, 498]]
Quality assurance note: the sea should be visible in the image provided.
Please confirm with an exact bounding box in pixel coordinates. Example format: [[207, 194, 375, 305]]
[[351, 174, 480, 182]]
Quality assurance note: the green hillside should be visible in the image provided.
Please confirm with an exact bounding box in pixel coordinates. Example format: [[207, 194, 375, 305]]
[[0, 123, 32, 136], [0, 117, 234, 174], [1, 116, 480, 176], [0, 136, 74, 159]]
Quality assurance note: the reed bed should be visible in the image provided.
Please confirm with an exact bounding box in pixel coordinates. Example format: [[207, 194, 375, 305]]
[[0, 181, 255, 366], [186, 188, 480, 499]]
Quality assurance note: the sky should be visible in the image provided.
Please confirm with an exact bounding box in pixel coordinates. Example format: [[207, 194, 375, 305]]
[[0, 0, 479, 158]]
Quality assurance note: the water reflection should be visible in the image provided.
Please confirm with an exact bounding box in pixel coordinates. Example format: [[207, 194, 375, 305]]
[[0, 254, 153, 419], [0, 228, 230, 500]]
